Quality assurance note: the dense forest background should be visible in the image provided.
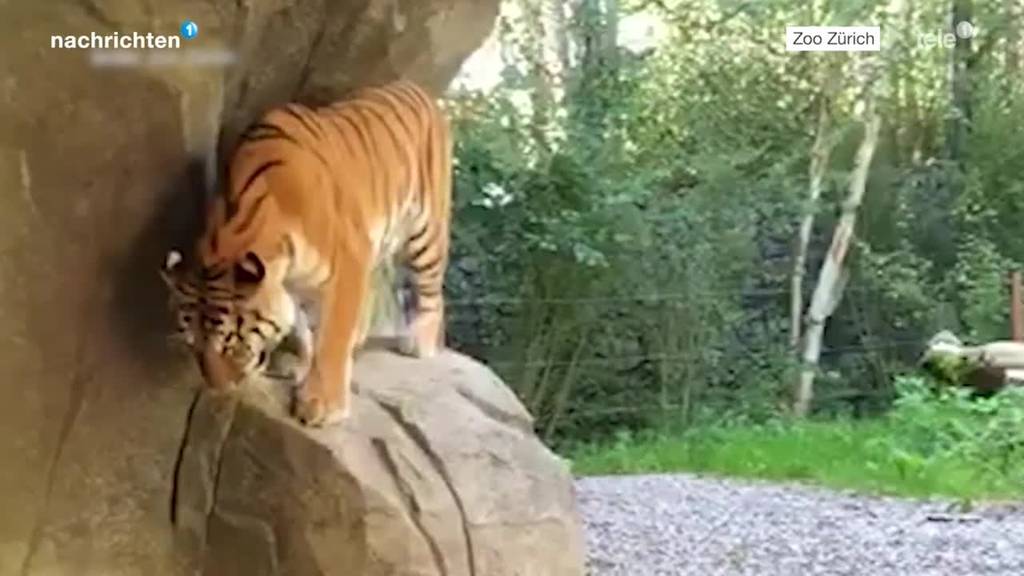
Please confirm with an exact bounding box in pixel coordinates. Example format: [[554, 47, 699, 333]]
[[441, 0, 1024, 448]]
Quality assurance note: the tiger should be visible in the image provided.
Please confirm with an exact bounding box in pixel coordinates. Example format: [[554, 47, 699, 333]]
[[160, 80, 452, 427]]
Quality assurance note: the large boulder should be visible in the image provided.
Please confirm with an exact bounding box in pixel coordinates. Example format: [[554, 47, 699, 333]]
[[174, 350, 586, 576], [0, 1, 499, 574]]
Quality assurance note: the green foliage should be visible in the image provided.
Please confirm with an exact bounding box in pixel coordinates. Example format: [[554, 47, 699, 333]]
[[890, 376, 1024, 478], [952, 235, 1018, 342], [919, 353, 973, 388], [447, 0, 1024, 445], [570, 376, 1024, 500]]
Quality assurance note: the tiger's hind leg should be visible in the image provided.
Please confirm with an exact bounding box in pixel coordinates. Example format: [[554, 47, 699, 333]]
[[397, 218, 448, 359], [393, 265, 416, 348]]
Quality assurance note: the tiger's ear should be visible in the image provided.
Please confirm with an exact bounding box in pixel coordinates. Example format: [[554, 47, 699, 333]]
[[160, 250, 185, 287], [234, 251, 265, 285]]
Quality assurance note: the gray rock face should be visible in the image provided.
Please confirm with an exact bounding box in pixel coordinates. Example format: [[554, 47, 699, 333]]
[[174, 351, 586, 576], [0, 2, 499, 574]]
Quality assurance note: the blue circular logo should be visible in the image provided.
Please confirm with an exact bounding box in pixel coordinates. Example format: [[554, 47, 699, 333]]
[[180, 20, 198, 40]]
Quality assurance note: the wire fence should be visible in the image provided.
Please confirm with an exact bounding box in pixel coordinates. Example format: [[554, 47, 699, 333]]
[[557, 388, 897, 419], [445, 285, 877, 308], [476, 339, 923, 371], [438, 286, 929, 428]]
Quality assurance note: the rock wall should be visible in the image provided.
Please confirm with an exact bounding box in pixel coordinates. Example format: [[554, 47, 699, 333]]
[[0, 1, 499, 574], [175, 351, 585, 576]]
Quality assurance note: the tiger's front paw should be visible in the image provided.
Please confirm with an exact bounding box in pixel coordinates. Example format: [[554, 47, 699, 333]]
[[293, 385, 349, 427]]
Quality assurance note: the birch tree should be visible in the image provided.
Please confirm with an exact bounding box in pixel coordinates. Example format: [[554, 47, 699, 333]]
[[948, 0, 973, 164], [794, 56, 883, 418], [520, 0, 557, 153], [550, 0, 572, 73], [790, 61, 837, 351], [1005, 0, 1020, 82]]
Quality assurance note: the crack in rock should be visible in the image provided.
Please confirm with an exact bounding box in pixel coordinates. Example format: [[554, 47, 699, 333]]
[[295, 0, 330, 96], [80, 0, 119, 30], [19, 334, 93, 576], [455, 386, 533, 435], [170, 390, 202, 524], [202, 401, 238, 553], [372, 437, 450, 576], [169, 391, 241, 565], [372, 397, 478, 576]]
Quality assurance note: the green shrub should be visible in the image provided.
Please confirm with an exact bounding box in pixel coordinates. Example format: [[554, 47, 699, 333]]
[[568, 375, 1024, 500]]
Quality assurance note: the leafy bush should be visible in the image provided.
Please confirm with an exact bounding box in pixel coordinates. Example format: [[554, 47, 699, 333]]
[[888, 375, 1024, 480]]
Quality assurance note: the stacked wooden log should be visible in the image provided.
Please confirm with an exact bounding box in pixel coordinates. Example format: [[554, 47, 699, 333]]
[[921, 330, 1024, 395]]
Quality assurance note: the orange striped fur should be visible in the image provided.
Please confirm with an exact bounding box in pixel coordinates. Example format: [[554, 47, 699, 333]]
[[161, 80, 452, 426]]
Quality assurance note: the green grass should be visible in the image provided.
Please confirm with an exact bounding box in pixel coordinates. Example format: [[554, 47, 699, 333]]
[[568, 418, 1024, 501]]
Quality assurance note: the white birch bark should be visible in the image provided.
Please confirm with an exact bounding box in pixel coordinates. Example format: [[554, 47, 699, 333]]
[[790, 93, 834, 351], [794, 58, 882, 417]]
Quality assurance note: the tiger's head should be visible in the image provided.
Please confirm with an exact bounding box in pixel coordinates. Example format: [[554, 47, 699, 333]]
[[160, 249, 300, 389]]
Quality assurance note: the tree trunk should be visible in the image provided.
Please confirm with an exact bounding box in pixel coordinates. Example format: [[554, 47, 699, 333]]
[[544, 0, 572, 98], [543, 328, 590, 443], [550, 0, 572, 75], [577, 0, 600, 73], [520, 0, 556, 153], [794, 59, 882, 418], [789, 1, 836, 353], [1006, 0, 1021, 79], [904, 0, 925, 163], [602, 0, 619, 68], [947, 0, 973, 164], [790, 82, 834, 351]]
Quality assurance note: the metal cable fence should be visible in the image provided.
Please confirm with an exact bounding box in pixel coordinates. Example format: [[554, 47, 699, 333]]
[[441, 285, 928, 438]]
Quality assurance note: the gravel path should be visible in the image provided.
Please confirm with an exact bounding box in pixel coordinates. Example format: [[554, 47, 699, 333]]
[[577, 474, 1024, 576]]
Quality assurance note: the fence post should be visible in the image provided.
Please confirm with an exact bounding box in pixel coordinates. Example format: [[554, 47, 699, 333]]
[[1011, 270, 1023, 342]]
